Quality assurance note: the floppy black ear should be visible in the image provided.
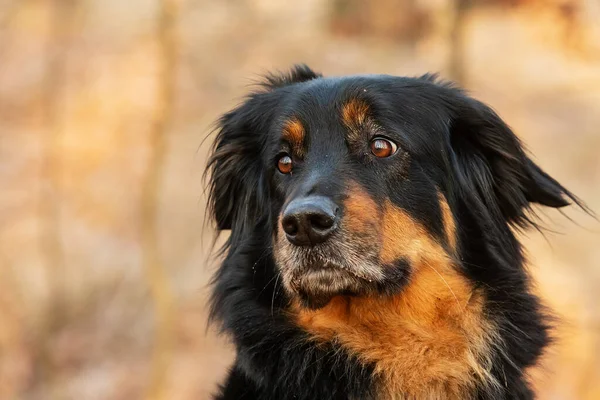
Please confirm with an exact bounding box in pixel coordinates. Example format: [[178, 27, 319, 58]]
[[206, 64, 322, 234], [206, 96, 272, 232], [448, 95, 577, 227]]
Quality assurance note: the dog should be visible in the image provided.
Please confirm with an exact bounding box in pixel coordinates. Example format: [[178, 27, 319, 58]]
[[206, 65, 582, 399]]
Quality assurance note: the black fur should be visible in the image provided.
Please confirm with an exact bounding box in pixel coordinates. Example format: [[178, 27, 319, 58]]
[[206, 65, 583, 399]]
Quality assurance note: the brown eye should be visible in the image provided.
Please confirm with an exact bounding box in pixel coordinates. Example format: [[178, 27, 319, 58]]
[[277, 154, 293, 174], [370, 137, 397, 158]]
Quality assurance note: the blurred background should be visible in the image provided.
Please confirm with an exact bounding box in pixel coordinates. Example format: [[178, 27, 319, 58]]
[[0, 0, 599, 399]]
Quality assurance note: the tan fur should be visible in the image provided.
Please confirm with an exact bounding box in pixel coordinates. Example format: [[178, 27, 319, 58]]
[[292, 186, 498, 399], [438, 192, 457, 252], [343, 184, 380, 234], [282, 117, 305, 157], [341, 99, 370, 142], [342, 98, 370, 127], [380, 200, 441, 266]]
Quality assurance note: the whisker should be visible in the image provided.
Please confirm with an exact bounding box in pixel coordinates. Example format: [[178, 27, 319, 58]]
[[256, 271, 280, 298], [423, 260, 464, 312], [271, 272, 282, 317]]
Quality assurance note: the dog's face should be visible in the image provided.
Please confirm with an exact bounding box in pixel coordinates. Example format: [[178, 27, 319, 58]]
[[269, 93, 457, 309], [208, 66, 573, 310]]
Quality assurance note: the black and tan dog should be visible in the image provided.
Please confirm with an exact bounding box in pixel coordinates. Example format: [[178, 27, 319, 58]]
[[207, 65, 583, 399]]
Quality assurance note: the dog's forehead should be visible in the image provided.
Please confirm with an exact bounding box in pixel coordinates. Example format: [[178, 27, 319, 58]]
[[276, 77, 385, 144], [283, 74, 388, 106], [272, 74, 453, 162]]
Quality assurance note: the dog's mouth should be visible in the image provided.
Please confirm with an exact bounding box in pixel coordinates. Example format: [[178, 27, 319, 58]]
[[291, 265, 363, 309], [284, 256, 383, 309], [274, 230, 402, 309]]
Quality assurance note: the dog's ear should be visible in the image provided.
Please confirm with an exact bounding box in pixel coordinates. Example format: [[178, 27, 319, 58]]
[[206, 95, 272, 232], [448, 95, 578, 227], [207, 64, 322, 234]]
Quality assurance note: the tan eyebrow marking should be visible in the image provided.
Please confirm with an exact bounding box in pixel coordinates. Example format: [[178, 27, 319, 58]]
[[282, 117, 305, 157], [342, 98, 370, 129], [341, 98, 372, 145]]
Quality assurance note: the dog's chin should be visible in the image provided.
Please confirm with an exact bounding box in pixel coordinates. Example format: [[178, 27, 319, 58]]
[[289, 267, 371, 310]]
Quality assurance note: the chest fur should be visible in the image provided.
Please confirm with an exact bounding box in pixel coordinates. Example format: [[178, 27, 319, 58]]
[[292, 266, 498, 399]]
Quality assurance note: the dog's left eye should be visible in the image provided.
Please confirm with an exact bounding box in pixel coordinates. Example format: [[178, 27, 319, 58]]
[[370, 137, 397, 158], [277, 154, 293, 174]]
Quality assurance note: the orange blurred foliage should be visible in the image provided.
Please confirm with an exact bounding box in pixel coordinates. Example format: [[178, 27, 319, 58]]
[[0, 1, 599, 399]]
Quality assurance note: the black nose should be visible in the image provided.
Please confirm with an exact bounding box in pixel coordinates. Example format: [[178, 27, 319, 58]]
[[281, 196, 339, 246]]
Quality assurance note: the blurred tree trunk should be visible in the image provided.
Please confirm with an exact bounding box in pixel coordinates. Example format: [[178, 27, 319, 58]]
[[141, 1, 178, 399], [37, 0, 76, 395], [41, 0, 70, 304], [449, 0, 471, 84]]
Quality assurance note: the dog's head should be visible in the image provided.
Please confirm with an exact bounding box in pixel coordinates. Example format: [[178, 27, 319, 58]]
[[208, 65, 577, 310]]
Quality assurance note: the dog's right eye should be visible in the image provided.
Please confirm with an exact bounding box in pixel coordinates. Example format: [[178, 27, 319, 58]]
[[370, 137, 397, 158], [277, 154, 293, 174]]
